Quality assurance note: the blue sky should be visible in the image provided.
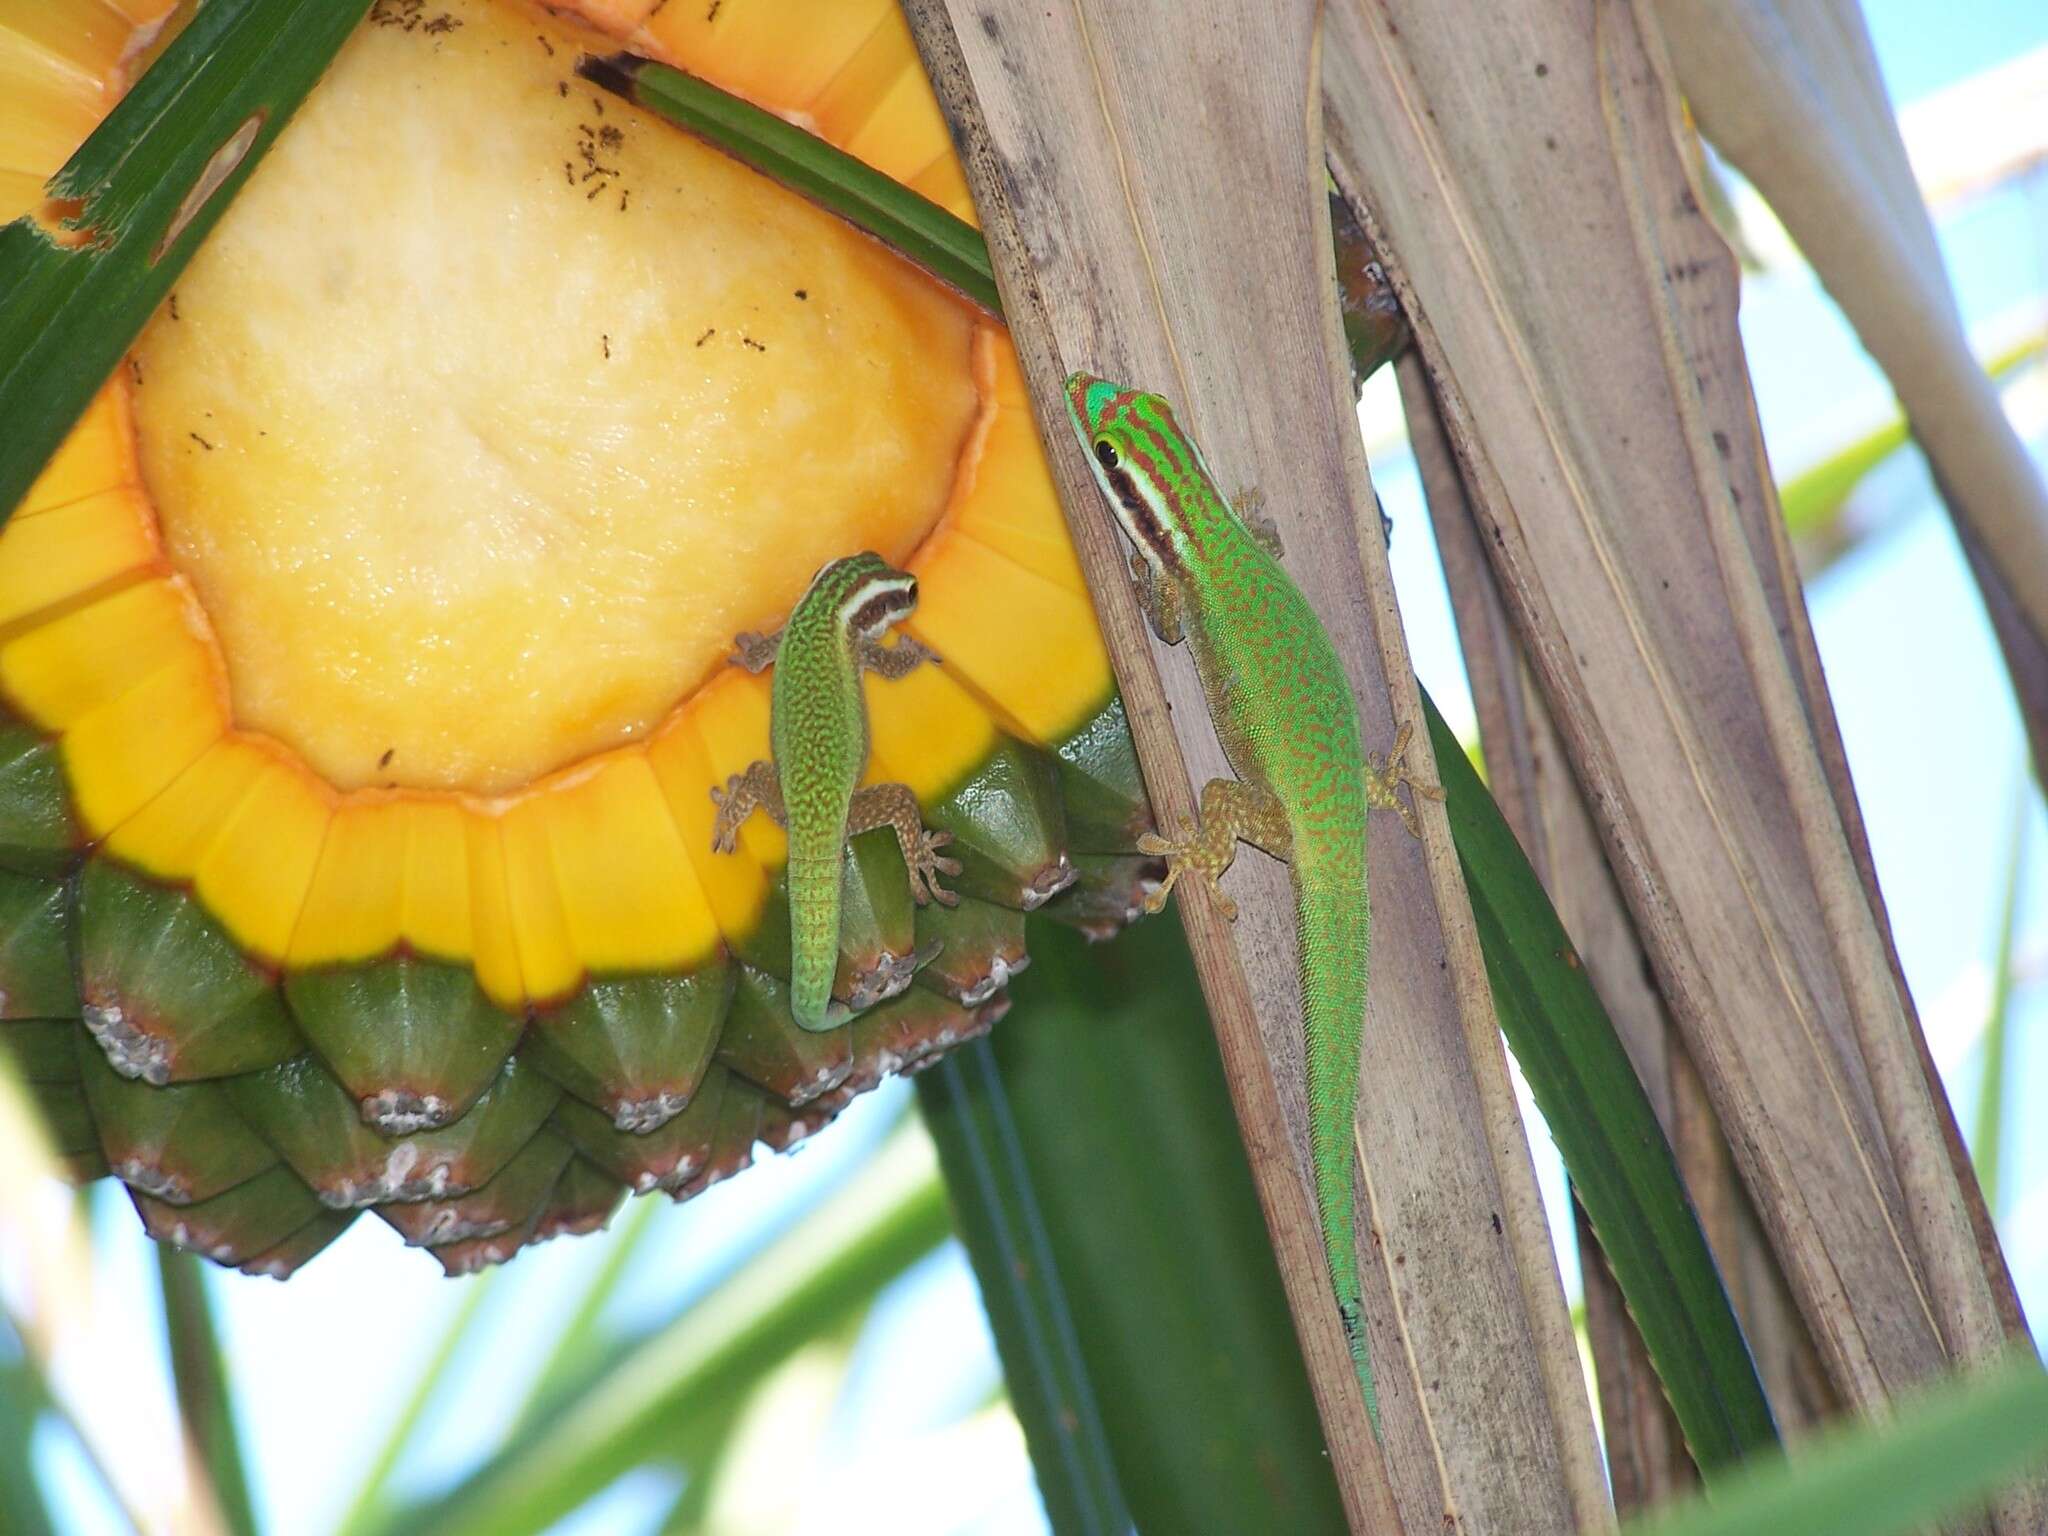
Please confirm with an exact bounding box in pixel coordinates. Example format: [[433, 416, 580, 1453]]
[[19, 2, 2048, 1532]]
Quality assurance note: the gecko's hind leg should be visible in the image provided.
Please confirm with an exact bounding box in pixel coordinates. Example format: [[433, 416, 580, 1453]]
[[1137, 777, 1291, 920], [848, 782, 962, 906], [709, 760, 784, 853], [1363, 721, 1444, 840]]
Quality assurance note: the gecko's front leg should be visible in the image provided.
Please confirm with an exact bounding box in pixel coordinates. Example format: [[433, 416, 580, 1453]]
[[1131, 555, 1185, 646], [858, 631, 940, 679], [730, 629, 783, 674], [1137, 777, 1291, 920], [1230, 486, 1287, 559]]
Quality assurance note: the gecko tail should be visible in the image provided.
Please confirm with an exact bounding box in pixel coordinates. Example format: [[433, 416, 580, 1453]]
[[1296, 860, 1380, 1434], [788, 853, 845, 1032], [1341, 1301, 1380, 1426], [791, 965, 846, 1032]]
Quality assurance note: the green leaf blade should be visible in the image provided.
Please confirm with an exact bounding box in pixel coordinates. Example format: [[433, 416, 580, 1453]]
[[928, 917, 1349, 1536], [0, 0, 377, 522], [372, 1130, 950, 1536], [916, 1042, 1135, 1536], [1621, 1353, 2048, 1536], [578, 54, 1002, 316], [156, 1248, 260, 1536], [1423, 686, 1779, 1472]]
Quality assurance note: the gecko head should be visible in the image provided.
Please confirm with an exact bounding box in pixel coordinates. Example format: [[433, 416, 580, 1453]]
[[1064, 372, 1129, 439], [1063, 371, 1194, 570], [813, 551, 918, 638]]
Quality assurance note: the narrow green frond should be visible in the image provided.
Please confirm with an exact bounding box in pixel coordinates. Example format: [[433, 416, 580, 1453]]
[[917, 1042, 1135, 1536], [1780, 329, 2045, 545], [950, 915, 1350, 1533], [1424, 688, 1779, 1471], [333, 1268, 502, 1536], [1619, 1352, 2048, 1536], [577, 53, 1001, 316], [513, 1197, 661, 1432], [1971, 778, 2031, 1217], [1780, 419, 1914, 544], [0, 0, 376, 521], [0, 1352, 59, 1536], [157, 1250, 259, 1536], [651, 1417, 738, 1535], [372, 1129, 949, 1536]]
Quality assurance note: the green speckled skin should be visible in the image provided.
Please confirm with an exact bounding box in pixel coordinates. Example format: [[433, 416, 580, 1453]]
[[1067, 374, 1431, 1428], [711, 554, 959, 1029]]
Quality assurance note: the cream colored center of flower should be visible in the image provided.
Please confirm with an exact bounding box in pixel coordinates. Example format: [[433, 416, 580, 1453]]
[[130, 0, 976, 794]]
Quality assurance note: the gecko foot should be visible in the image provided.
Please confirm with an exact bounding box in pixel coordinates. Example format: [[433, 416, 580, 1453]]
[[1365, 721, 1445, 840], [1136, 819, 1239, 921], [860, 631, 941, 679], [731, 630, 780, 673], [708, 777, 747, 853], [906, 828, 964, 908], [849, 782, 961, 908], [1135, 779, 1286, 920], [709, 761, 783, 853], [1129, 552, 1185, 645]]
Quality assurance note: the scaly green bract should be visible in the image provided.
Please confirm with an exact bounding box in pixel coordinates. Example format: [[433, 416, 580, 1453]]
[[1066, 374, 1426, 1429]]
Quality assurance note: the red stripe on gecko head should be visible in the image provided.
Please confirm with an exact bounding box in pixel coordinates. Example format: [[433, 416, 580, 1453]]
[[1065, 372, 1143, 434]]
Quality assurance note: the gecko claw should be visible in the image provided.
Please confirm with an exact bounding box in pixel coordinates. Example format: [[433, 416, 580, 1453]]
[[1134, 841, 1178, 914]]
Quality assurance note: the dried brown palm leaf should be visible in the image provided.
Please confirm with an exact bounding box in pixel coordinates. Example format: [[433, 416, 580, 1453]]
[[1650, 0, 2048, 773], [904, 4, 1607, 1533], [1397, 343, 1825, 1496], [1320, 0, 2037, 1531]]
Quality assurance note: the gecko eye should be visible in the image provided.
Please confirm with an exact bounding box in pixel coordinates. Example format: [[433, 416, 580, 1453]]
[[1093, 439, 1119, 471]]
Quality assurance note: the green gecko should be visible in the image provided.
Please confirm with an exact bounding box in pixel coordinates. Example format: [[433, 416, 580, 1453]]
[[709, 551, 962, 1031], [1065, 373, 1439, 1427]]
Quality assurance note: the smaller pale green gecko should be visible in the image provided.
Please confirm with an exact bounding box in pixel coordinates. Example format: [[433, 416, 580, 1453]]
[[709, 551, 961, 1030], [1066, 372, 1438, 1428]]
